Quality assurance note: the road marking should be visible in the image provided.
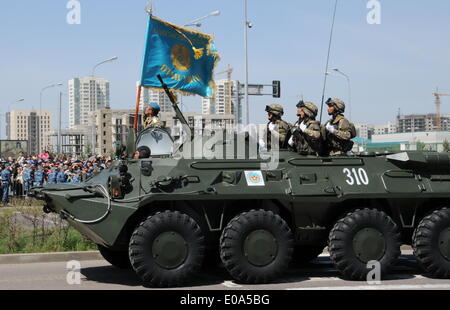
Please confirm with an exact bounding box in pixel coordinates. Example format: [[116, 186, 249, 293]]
[[222, 281, 243, 288], [287, 283, 450, 290], [308, 277, 340, 281]]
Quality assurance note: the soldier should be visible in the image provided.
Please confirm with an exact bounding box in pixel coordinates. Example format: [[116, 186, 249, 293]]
[[56, 168, 67, 184], [1, 164, 12, 204], [260, 104, 291, 150], [22, 164, 34, 197], [0, 165, 3, 199], [323, 98, 356, 156], [288, 101, 322, 155], [47, 167, 58, 185], [71, 169, 81, 183], [33, 165, 45, 187], [143, 102, 162, 129]]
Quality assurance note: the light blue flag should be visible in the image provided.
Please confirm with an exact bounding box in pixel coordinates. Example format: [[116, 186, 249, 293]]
[[140, 15, 220, 98]]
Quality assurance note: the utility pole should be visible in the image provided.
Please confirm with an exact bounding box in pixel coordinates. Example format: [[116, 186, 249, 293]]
[[58, 92, 62, 154], [244, 0, 250, 125]]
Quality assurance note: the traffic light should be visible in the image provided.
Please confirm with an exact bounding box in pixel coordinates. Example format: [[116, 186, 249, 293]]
[[272, 80, 281, 98]]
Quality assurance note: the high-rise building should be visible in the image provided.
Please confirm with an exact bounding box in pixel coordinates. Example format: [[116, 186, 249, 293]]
[[68, 77, 110, 128], [202, 79, 242, 124], [137, 82, 176, 112], [6, 110, 52, 155]]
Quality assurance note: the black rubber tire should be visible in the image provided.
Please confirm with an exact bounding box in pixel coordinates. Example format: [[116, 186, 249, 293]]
[[328, 208, 401, 280], [128, 210, 205, 287], [220, 209, 294, 284], [413, 207, 450, 278], [97, 245, 132, 269], [292, 245, 325, 264]]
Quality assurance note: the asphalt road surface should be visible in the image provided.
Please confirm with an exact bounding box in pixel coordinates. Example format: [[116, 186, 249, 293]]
[[1, 251, 450, 290]]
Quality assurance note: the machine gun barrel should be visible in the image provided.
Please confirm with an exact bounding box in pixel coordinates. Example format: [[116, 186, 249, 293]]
[[157, 74, 188, 127]]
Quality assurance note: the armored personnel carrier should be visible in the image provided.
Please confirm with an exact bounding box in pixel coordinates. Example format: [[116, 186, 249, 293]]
[[31, 85, 450, 288], [31, 130, 450, 287]]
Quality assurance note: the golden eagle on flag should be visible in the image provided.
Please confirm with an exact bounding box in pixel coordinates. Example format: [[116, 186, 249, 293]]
[[140, 15, 220, 98]]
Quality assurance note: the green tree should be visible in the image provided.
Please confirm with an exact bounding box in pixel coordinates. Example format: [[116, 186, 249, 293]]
[[84, 144, 92, 156], [416, 141, 426, 151], [443, 140, 450, 152]]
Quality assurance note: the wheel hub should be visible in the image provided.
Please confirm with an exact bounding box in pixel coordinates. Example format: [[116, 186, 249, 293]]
[[243, 229, 278, 266], [352, 228, 386, 263], [439, 228, 450, 261], [152, 231, 187, 269]]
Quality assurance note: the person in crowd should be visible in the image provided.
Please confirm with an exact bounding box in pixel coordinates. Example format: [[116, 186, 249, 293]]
[[14, 166, 24, 197], [22, 164, 34, 198], [1, 164, 12, 204]]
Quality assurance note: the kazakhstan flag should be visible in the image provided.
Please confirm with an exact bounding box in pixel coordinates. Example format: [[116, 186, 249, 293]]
[[140, 15, 220, 98]]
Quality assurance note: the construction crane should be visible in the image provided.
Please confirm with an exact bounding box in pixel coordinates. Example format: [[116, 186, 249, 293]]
[[433, 88, 450, 131], [215, 64, 233, 80]]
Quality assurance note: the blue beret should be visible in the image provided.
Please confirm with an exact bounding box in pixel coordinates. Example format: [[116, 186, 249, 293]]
[[144, 102, 160, 113]]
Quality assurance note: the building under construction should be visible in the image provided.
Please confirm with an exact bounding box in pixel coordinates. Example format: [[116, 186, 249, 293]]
[[397, 113, 450, 133], [396, 88, 450, 133]]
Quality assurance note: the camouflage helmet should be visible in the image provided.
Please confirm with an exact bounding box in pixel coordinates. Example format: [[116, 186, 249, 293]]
[[297, 101, 318, 118], [326, 98, 346, 113], [265, 104, 284, 116]]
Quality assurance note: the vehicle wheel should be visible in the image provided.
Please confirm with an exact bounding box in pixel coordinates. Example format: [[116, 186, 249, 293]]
[[328, 208, 401, 280], [413, 207, 450, 278], [129, 210, 205, 287], [292, 245, 324, 264], [98, 245, 131, 269], [220, 209, 294, 284]]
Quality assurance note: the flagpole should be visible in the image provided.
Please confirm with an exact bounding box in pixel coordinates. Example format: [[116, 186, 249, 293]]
[[134, 84, 142, 132], [136, 5, 153, 133]]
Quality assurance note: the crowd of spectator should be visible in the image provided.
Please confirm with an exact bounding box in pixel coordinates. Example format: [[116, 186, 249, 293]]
[[0, 151, 113, 205]]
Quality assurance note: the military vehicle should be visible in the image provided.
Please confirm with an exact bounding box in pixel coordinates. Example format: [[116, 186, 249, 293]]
[[31, 80, 450, 287]]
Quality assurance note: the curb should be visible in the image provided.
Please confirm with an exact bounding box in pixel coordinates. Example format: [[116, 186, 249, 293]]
[[0, 246, 414, 265], [0, 251, 103, 265]]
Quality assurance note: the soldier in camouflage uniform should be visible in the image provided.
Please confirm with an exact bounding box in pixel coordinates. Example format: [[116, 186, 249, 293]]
[[323, 98, 355, 156], [260, 104, 291, 150], [288, 101, 322, 155], [143, 102, 162, 129]]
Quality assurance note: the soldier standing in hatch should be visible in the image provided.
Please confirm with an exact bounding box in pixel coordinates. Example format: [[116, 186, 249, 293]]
[[143, 102, 162, 129], [323, 98, 355, 156], [288, 101, 322, 155], [259, 104, 291, 150]]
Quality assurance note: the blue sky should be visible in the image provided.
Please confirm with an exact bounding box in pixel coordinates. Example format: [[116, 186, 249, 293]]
[[1, 0, 450, 137]]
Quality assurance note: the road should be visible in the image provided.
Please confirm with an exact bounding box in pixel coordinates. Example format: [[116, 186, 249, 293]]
[[1, 251, 450, 290]]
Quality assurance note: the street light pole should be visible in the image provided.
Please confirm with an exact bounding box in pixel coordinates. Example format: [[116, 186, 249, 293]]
[[0, 98, 24, 157], [58, 92, 63, 154], [90, 56, 118, 155], [332, 68, 352, 121], [39, 83, 62, 153], [182, 11, 220, 117], [184, 10, 220, 27], [3, 98, 25, 140]]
